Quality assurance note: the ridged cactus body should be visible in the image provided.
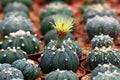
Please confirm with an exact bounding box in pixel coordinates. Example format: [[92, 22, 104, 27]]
[[87, 47, 120, 69], [0, 63, 11, 72], [0, 67, 24, 80], [45, 69, 79, 80], [12, 59, 40, 80], [1, 30, 40, 54], [86, 16, 120, 39]]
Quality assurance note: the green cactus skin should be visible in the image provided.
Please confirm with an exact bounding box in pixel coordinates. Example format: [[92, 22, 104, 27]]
[[4, 2, 29, 15], [91, 34, 114, 49], [84, 0, 104, 4], [44, 29, 75, 45], [83, 4, 116, 23], [0, 48, 28, 64], [0, 15, 33, 36], [45, 0, 72, 3], [91, 64, 120, 79], [0, 63, 11, 72], [10, 78, 24, 80], [0, 67, 24, 80], [1, 30, 40, 54], [40, 1, 74, 21], [40, 15, 75, 35], [12, 59, 40, 80], [45, 69, 79, 80], [40, 40, 79, 74], [86, 16, 120, 39], [2, 0, 33, 8], [3, 11, 29, 19], [87, 47, 120, 70]]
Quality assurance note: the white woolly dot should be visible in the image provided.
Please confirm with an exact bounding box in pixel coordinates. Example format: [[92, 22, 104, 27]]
[[65, 58, 68, 61], [4, 36, 8, 38], [17, 47, 20, 49], [3, 54, 6, 57], [35, 46, 37, 49], [21, 43, 25, 47], [32, 38, 36, 42], [52, 52, 55, 55], [1, 49, 4, 52]]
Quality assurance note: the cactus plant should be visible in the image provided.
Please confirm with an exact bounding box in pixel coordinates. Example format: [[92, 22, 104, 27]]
[[0, 15, 33, 36], [83, 4, 116, 23], [84, 0, 104, 4], [2, 0, 33, 8], [40, 1, 74, 21], [87, 46, 120, 69], [40, 15, 75, 35], [45, 69, 79, 80], [40, 15, 79, 74], [1, 30, 40, 54], [0, 47, 28, 64], [4, 2, 29, 15], [12, 59, 40, 80], [86, 16, 120, 39], [0, 67, 24, 80], [0, 63, 11, 72], [91, 34, 114, 49], [10, 78, 24, 80]]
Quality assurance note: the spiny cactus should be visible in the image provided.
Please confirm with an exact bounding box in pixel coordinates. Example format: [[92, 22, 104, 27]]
[[1, 30, 40, 54], [40, 15, 79, 74], [86, 15, 120, 39], [0, 67, 24, 80], [4, 2, 29, 15], [87, 46, 120, 69], [91, 34, 114, 49], [40, 1, 73, 21], [0, 47, 28, 64], [12, 59, 40, 80], [83, 4, 116, 23], [40, 15, 75, 35], [0, 15, 33, 36], [45, 69, 79, 80]]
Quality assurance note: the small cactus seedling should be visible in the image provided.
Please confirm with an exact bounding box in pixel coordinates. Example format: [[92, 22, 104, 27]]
[[40, 1, 73, 20], [12, 59, 40, 80], [45, 69, 79, 80], [83, 4, 116, 23], [0, 47, 28, 64], [0, 67, 24, 80], [0, 15, 33, 36], [86, 15, 120, 39], [91, 34, 114, 49], [40, 15, 79, 74], [1, 30, 40, 54], [87, 46, 120, 69]]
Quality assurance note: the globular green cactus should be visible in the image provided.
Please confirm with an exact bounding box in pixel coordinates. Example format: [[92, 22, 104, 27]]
[[91, 34, 114, 49], [12, 59, 40, 80], [0, 63, 11, 72], [0, 67, 24, 80], [83, 4, 116, 23], [40, 15, 75, 35], [40, 1, 74, 21], [4, 2, 29, 15], [1, 30, 40, 54], [44, 29, 75, 45], [0, 15, 33, 36], [45, 69, 79, 80], [0, 47, 28, 64], [2, 0, 33, 8], [87, 46, 120, 69], [86, 16, 120, 39]]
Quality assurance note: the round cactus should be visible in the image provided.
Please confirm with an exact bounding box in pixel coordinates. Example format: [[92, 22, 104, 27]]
[[91, 34, 114, 49], [40, 15, 75, 35], [0, 15, 33, 36], [0, 47, 28, 64], [86, 16, 120, 39], [3, 11, 29, 19], [40, 1, 74, 21], [0, 67, 24, 80], [87, 46, 120, 69], [12, 59, 40, 80], [44, 29, 75, 45], [91, 64, 120, 78], [40, 15, 79, 74], [45, 69, 79, 80], [1, 30, 40, 54], [2, 0, 33, 8], [4, 2, 29, 15], [0, 63, 11, 72], [83, 4, 116, 23]]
